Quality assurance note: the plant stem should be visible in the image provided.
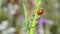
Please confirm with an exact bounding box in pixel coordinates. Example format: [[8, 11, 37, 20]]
[[28, 0, 42, 34], [23, 1, 30, 32]]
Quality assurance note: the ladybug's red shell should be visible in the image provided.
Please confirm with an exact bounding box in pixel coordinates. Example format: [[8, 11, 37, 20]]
[[37, 9, 43, 15]]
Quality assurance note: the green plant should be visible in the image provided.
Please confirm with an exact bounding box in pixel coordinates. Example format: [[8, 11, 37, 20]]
[[23, 0, 43, 34], [23, 2, 30, 31], [28, 0, 43, 34]]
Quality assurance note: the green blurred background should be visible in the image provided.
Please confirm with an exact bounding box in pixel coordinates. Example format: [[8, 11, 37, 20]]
[[0, 0, 60, 34]]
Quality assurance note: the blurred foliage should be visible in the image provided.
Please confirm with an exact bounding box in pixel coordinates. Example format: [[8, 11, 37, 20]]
[[0, 11, 8, 22], [0, 0, 60, 34], [50, 25, 57, 34]]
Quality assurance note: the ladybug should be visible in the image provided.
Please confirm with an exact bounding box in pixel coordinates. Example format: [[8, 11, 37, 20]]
[[37, 9, 43, 15]]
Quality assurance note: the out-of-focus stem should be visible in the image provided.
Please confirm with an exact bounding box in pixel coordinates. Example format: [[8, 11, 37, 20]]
[[18, 0, 30, 34], [23, 2, 30, 31]]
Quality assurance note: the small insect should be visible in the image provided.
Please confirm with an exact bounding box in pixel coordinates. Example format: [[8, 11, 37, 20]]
[[37, 9, 44, 15]]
